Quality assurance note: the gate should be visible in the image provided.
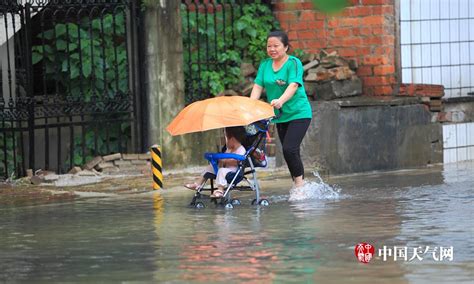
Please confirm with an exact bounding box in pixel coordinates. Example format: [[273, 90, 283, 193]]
[[0, 0, 145, 180]]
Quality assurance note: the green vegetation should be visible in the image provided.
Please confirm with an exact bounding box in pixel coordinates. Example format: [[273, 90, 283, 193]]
[[182, 1, 281, 98], [31, 13, 130, 166]]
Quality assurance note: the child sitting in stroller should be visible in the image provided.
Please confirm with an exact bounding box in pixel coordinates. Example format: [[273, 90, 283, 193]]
[[184, 126, 247, 198]]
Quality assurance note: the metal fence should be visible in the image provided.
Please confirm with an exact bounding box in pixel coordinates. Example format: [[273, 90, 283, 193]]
[[400, 0, 474, 98], [181, 0, 273, 104], [0, 0, 145, 180]]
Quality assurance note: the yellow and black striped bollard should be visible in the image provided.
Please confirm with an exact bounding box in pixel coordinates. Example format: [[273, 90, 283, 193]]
[[151, 145, 163, 190]]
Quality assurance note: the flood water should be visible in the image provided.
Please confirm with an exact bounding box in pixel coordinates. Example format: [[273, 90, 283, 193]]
[[1, 162, 473, 283]]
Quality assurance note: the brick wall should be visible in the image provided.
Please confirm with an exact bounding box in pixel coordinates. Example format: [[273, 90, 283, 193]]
[[272, 0, 397, 96]]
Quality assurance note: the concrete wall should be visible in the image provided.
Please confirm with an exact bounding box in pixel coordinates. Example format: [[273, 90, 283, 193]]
[[294, 99, 443, 175], [142, 1, 218, 169]]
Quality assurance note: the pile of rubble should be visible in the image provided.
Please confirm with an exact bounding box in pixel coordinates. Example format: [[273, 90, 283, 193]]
[[228, 50, 361, 101], [303, 50, 362, 100], [28, 153, 151, 186]]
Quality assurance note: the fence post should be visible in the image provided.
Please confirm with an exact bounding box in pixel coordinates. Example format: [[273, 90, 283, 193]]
[[24, 3, 35, 172]]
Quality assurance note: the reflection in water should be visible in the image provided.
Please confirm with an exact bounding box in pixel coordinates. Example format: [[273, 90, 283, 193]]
[[0, 162, 472, 283], [178, 212, 279, 283]]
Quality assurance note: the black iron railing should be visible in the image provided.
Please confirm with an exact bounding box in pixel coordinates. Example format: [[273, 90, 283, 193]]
[[0, 0, 145, 179], [181, 0, 275, 104]]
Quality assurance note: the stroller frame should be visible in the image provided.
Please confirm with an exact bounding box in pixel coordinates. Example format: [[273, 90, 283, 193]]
[[188, 121, 270, 209]]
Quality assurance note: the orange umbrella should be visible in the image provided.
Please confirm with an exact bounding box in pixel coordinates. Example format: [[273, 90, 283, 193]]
[[166, 96, 274, 136]]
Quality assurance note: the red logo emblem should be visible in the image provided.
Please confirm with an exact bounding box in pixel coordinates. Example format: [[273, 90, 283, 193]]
[[355, 243, 375, 264]]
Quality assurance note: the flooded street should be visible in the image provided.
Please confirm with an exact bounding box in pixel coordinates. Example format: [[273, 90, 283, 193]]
[[1, 162, 473, 283]]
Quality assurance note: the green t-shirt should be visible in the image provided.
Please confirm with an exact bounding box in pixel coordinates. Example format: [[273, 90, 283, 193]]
[[254, 55, 312, 123]]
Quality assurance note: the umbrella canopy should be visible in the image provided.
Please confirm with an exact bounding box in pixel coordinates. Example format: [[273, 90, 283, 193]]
[[166, 96, 274, 136]]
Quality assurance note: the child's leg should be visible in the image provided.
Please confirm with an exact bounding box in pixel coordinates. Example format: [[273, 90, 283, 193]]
[[185, 164, 215, 189], [210, 168, 233, 198], [215, 168, 233, 188]]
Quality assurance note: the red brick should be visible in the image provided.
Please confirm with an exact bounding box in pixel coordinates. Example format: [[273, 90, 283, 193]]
[[302, 2, 315, 10], [372, 27, 385, 35], [333, 28, 352, 37], [399, 83, 444, 97], [382, 5, 394, 14], [357, 66, 373, 76], [291, 41, 303, 50], [288, 31, 298, 42], [342, 37, 363, 46], [372, 5, 394, 15], [363, 55, 390, 65], [361, 0, 393, 5], [352, 6, 373, 17], [315, 29, 327, 38], [280, 22, 290, 31], [274, 2, 306, 10], [355, 27, 372, 36], [356, 47, 372, 55], [328, 38, 345, 46], [364, 76, 394, 86], [373, 85, 393, 95], [338, 48, 358, 57], [290, 21, 308, 31], [300, 11, 316, 21], [374, 46, 392, 55], [383, 35, 395, 45], [374, 65, 395, 75], [306, 20, 325, 29], [361, 15, 385, 26], [276, 12, 298, 22], [345, 8, 357, 17], [297, 31, 318, 40], [340, 17, 360, 27], [363, 36, 384, 45], [303, 40, 326, 50], [327, 18, 341, 28]]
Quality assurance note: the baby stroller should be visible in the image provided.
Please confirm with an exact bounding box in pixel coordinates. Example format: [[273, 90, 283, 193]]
[[188, 120, 271, 209]]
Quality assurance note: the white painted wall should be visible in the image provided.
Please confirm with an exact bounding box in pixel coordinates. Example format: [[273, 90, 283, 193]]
[[400, 0, 474, 98]]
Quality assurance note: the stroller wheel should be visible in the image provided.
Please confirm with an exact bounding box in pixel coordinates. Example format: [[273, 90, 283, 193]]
[[231, 199, 241, 206], [258, 199, 270, 206], [195, 202, 205, 209], [225, 203, 234, 209], [251, 198, 257, 205]]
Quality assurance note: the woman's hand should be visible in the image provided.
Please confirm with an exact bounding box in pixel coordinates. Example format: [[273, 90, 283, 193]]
[[271, 83, 298, 109], [271, 98, 283, 109]]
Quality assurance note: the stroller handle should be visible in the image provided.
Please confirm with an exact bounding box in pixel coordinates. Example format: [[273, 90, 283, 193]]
[[272, 108, 283, 121]]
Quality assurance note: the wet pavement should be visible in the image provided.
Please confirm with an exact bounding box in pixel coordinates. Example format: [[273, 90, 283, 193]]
[[0, 162, 473, 283]]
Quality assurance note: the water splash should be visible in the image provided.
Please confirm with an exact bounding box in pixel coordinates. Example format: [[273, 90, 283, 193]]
[[288, 171, 341, 201]]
